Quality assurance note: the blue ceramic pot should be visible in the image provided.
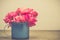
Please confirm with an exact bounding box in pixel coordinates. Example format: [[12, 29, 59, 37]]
[[11, 22, 29, 39]]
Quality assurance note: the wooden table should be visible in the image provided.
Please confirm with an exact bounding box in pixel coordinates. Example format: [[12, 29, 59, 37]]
[[0, 30, 60, 40]]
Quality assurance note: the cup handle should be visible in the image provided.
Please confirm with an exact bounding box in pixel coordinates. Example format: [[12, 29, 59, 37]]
[[3, 23, 10, 32]]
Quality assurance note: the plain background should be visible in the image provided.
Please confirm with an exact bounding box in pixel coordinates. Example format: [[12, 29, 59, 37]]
[[0, 0, 60, 30]]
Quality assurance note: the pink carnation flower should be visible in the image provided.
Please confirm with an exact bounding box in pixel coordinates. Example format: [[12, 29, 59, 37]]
[[21, 8, 33, 15], [16, 8, 21, 15], [3, 8, 38, 27], [30, 11, 38, 17]]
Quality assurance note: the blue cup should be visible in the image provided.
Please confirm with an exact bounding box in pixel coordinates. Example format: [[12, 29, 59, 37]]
[[11, 22, 29, 39]]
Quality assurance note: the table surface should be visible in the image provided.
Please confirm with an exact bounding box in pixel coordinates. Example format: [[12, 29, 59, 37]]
[[0, 30, 60, 40]]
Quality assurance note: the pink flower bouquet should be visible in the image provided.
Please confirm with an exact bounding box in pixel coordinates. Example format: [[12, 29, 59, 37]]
[[3, 8, 38, 27]]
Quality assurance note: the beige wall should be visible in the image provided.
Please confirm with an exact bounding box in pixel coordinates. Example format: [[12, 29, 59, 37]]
[[0, 0, 60, 30]]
